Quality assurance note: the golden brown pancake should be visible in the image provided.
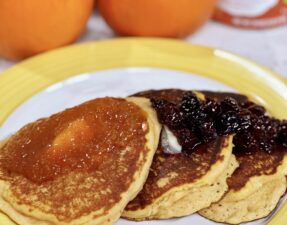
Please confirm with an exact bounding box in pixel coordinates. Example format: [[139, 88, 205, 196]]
[[122, 89, 238, 220], [200, 151, 287, 224], [201, 91, 287, 190], [0, 97, 161, 225], [198, 91, 287, 224]]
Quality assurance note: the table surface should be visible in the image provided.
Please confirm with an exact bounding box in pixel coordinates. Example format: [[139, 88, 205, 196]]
[[0, 14, 287, 77]]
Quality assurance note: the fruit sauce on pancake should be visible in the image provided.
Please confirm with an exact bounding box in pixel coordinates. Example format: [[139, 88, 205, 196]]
[[125, 90, 229, 211], [136, 89, 287, 191], [0, 98, 149, 221]]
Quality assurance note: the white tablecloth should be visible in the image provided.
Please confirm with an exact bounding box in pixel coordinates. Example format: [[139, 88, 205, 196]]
[[1, 14, 287, 77]]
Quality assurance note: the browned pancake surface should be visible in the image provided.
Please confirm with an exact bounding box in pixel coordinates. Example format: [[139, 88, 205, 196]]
[[0, 98, 149, 221], [135, 89, 187, 104], [227, 146, 285, 191], [126, 89, 226, 211], [125, 138, 226, 211]]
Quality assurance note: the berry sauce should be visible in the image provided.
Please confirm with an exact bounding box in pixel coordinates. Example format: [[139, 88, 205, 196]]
[[150, 91, 287, 155]]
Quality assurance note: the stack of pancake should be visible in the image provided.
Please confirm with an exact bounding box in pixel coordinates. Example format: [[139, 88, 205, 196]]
[[123, 90, 238, 220], [198, 92, 287, 224], [0, 90, 286, 225], [125, 89, 287, 224]]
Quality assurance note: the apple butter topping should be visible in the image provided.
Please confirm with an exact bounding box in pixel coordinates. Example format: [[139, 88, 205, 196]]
[[0, 98, 148, 184]]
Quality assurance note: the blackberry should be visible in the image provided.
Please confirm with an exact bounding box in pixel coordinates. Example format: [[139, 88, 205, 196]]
[[221, 97, 240, 112], [192, 109, 208, 122], [238, 109, 252, 131], [151, 99, 183, 128], [202, 98, 220, 117], [216, 111, 240, 135], [184, 105, 208, 131], [180, 92, 200, 114], [196, 120, 217, 142]]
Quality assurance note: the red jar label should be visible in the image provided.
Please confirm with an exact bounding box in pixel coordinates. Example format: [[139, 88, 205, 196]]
[[214, 0, 287, 29]]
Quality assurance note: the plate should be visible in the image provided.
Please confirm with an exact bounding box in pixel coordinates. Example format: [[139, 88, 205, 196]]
[[0, 38, 286, 225]]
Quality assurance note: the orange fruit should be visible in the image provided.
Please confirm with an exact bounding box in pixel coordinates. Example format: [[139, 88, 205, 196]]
[[99, 0, 217, 38], [0, 0, 94, 60]]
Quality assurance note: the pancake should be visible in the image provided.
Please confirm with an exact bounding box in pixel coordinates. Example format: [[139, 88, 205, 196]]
[[198, 92, 287, 224], [122, 89, 238, 220], [199, 153, 287, 224], [0, 97, 161, 225]]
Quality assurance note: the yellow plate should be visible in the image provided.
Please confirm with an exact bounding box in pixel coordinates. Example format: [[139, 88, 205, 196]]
[[0, 38, 286, 225]]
